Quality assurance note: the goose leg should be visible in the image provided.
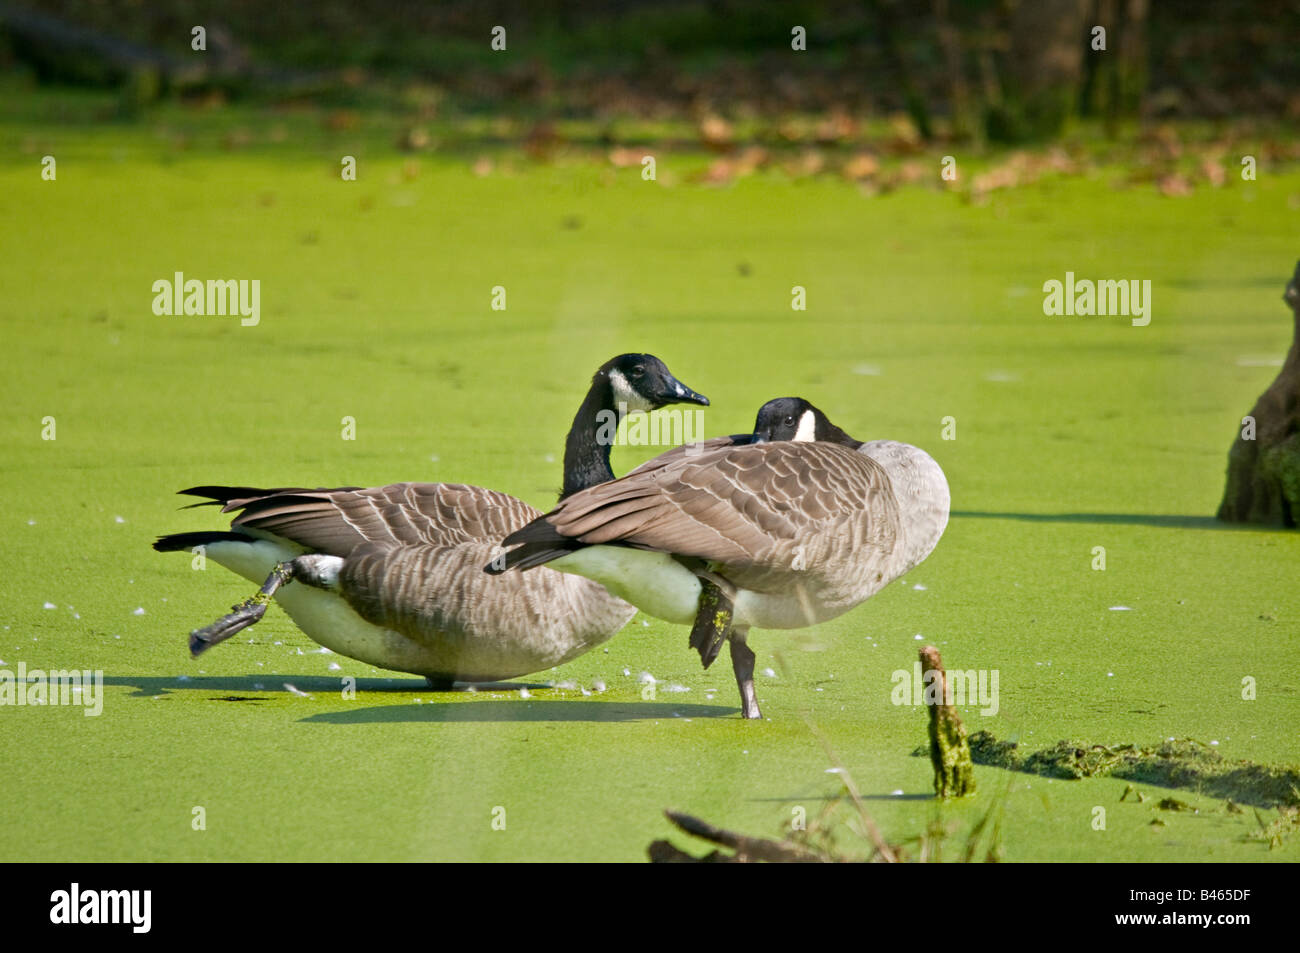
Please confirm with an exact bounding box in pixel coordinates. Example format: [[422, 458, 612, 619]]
[[689, 574, 736, 668], [189, 554, 344, 657], [424, 676, 457, 691], [728, 626, 762, 720], [189, 560, 297, 657]]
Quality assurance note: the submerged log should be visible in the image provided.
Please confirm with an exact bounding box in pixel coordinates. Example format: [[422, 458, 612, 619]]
[[648, 810, 828, 863], [1216, 261, 1300, 527]]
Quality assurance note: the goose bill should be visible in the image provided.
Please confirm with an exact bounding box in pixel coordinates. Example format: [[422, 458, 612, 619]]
[[657, 373, 709, 407]]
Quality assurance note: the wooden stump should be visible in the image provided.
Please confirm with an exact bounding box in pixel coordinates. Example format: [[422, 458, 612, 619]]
[[1216, 261, 1300, 527], [921, 646, 976, 798]]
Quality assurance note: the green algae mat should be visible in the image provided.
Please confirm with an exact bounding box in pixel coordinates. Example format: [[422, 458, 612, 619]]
[[2, 91, 1298, 862]]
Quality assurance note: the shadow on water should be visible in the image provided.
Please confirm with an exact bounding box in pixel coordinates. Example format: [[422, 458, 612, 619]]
[[100, 675, 544, 697], [300, 700, 736, 724], [747, 793, 934, 803], [856, 792, 936, 801], [951, 511, 1258, 531], [95, 676, 737, 721]]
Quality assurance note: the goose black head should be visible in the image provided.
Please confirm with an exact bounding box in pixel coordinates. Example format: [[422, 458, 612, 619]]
[[751, 397, 862, 448], [598, 353, 710, 413]]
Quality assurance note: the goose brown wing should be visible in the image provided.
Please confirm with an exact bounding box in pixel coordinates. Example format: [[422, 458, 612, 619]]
[[624, 434, 750, 476], [203, 483, 540, 556], [522, 442, 896, 568]]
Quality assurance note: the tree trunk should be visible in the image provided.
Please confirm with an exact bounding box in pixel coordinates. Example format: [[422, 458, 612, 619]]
[[988, 0, 1091, 142], [869, 0, 933, 140], [1216, 261, 1300, 527], [1116, 0, 1150, 119], [932, 0, 975, 140]]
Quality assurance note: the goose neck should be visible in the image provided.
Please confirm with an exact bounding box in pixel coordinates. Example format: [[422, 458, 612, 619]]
[[560, 375, 620, 500]]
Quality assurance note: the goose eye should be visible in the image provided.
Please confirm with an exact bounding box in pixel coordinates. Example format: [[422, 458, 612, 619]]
[[784, 416, 794, 426], [631, 365, 645, 378]]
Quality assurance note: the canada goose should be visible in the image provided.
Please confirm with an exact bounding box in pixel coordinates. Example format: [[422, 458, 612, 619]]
[[491, 397, 949, 718], [153, 354, 709, 686]]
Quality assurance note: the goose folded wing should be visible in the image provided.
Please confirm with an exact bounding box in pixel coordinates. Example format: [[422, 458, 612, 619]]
[[509, 442, 893, 569], [624, 434, 751, 477], [190, 482, 540, 555]]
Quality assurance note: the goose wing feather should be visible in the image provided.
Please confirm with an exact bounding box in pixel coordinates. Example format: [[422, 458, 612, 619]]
[[623, 434, 750, 476], [516, 442, 898, 570], [207, 483, 540, 555]]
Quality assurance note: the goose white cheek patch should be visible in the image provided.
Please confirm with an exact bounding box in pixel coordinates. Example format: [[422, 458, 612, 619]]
[[793, 409, 817, 441], [608, 369, 654, 414]]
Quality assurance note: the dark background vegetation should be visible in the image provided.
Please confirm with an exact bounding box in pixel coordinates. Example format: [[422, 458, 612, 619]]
[[3, 0, 1297, 139]]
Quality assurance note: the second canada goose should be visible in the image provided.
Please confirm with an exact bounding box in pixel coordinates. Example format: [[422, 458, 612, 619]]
[[152, 354, 709, 686], [491, 398, 950, 718]]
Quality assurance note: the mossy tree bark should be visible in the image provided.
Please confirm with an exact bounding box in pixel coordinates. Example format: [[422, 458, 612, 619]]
[[1217, 261, 1300, 528]]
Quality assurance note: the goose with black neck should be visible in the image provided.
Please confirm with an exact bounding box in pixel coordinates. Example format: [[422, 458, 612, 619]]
[[493, 396, 949, 719], [153, 353, 709, 685]]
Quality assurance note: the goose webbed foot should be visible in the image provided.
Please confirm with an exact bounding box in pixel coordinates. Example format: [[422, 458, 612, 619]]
[[728, 627, 762, 720], [689, 573, 736, 668], [189, 560, 296, 657]]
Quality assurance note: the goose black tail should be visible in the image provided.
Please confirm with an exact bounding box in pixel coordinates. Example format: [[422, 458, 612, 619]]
[[177, 485, 308, 510], [153, 530, 256, 553], [484, 515, 588, 574], [485, 539, 586, 574]]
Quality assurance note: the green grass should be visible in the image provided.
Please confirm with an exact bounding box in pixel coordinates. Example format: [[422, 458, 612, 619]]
[[2, 90, 1299, 861]]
